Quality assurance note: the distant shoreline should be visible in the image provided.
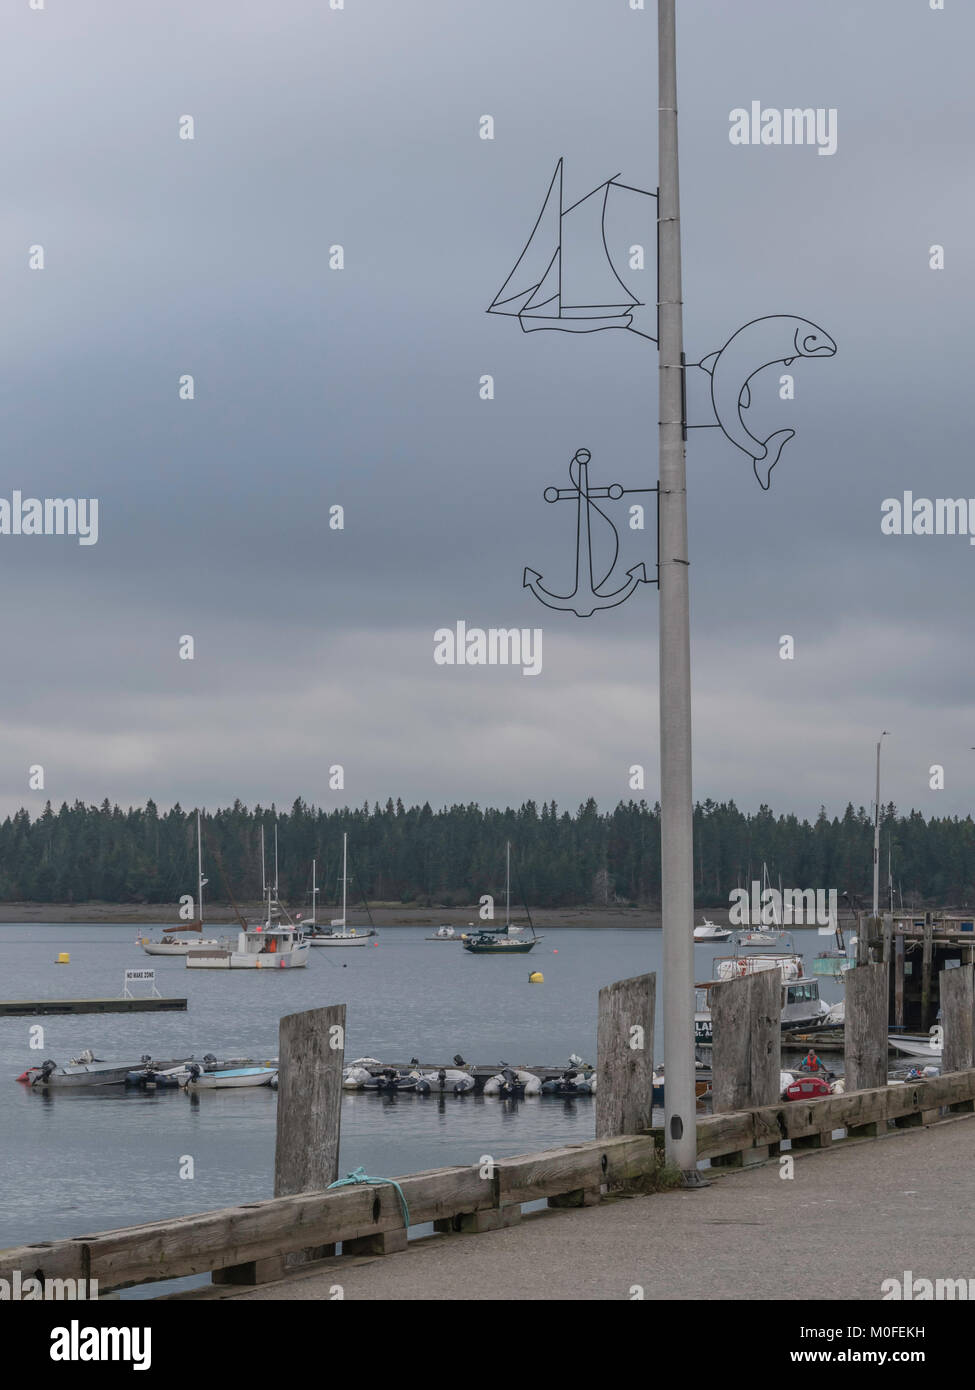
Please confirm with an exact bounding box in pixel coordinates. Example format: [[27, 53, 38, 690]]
[[0, 902, 850, 930]]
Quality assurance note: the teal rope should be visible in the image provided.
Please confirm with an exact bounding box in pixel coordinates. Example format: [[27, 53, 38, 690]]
[[328, 1166, 410, 1227]]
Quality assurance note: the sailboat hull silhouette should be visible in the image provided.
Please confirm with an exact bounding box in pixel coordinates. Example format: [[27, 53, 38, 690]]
[[488, 160, 643, 334]]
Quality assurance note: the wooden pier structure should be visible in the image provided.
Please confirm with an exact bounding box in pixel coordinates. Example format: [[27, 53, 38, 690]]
[[0, 996, 187, 1017], [3, 957, 975, 1299]]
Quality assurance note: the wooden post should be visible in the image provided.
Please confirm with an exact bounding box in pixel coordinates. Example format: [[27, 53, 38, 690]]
[[596, 972, 655, 1139], [941, 963, 975, 1078], [894, 932, 905, 1029], [844, 964, 888, 1132], [710, 969, 780, 1165], [882, 916, 892, 965], [214, 1002, 346, 1285], [921, 922, 933, 1029]]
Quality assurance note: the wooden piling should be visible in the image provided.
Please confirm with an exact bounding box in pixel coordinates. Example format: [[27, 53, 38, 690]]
[[596, 972, 655, 1140], [894, 932, 905, 1030], [844, 963, 888, 1105], [921, 922, 934, 1029], [214, 1003, 346, 1285], [940, 963, 975, 1076], [710, 969, 780, 1166]]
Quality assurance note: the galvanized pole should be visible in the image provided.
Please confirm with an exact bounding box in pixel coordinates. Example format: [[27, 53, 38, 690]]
[[872, 732, 888, 918], [657, 0, 696, 1175]]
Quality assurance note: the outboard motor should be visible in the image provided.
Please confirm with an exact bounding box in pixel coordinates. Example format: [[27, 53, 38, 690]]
[[33, 1059, 58, 1087], [498, 1064, 522, 1098], [376, 1067, 399, 1092], [453, 1054, 466, 1067], [186, 1063, 202, 1085], [203, 1054, 218, 1071]]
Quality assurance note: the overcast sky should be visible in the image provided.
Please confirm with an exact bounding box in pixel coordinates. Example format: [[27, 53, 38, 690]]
[[0, 0, 971, 824]]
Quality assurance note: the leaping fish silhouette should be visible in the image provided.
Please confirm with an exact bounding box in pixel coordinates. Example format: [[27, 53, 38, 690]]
[[696, 315, 837, 489]]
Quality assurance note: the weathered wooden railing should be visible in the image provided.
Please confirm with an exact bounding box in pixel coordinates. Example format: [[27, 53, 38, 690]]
[[0, 1133, 659, 1294], [669, 1067, 975, 1167]]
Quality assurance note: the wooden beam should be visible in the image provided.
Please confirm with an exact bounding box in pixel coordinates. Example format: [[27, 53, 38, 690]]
[[216, 1002, 347, 1284], [711, 968, 780, 1113], [845, 962, 888, 1092], [595, 972, 655, 1139], [940, 964, 975, 1074], [921, 921, 934, 1029], [894, 933, 905, 1029]]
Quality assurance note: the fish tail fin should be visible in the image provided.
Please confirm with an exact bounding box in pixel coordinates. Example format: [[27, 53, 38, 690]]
[[752, 429, 795, 489]]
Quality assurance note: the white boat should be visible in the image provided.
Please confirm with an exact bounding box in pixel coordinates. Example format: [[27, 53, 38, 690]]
[[693, 919, 732, 942], [736, 929, 782, 946], [183, 1064, 277, 1089], [695, 970, 831, 1045], [306, 833, 377, 946], [412, 1068, 475, 1095], [186, 917, 309, 970], [141, 812, 227, 955], [482, 1067, 542, 1097], [888, 1026, 943, 1060], [19, 1052, 188, 1088], [426, 925, 459, 941]]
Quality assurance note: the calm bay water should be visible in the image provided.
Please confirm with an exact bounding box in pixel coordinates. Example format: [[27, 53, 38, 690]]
[[0, 923, 844, 1293]]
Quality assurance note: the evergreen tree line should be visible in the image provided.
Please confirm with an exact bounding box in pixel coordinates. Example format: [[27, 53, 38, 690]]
[[1, 796, 974, 910]]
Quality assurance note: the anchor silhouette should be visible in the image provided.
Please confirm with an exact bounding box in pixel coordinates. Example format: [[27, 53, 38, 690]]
[[523, 449, 656, 618]]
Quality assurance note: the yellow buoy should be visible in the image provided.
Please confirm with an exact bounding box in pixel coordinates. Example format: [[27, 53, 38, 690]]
[[55, 952, 70, 965], [529, 971, 543, 984]]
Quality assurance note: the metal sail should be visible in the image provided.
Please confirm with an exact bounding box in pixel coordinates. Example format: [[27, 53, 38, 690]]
[[559, 182, 639, 318], [488, 161, 563, 316]]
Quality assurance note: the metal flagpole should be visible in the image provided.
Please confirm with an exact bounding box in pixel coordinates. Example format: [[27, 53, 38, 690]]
[[657, 0, 697, 1176]]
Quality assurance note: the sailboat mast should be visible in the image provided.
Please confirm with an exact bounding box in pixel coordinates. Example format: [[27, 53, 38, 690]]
[[342, 833, 348, 927], [274, 826, 279, 903], [310, 859, 317, 928], [506, 841, 511, 924], [260, 826, 266, 898], [197, 810, 204, 926]]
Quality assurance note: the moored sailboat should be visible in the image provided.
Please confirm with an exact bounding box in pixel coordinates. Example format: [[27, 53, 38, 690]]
[[140, 812, 227, 955]]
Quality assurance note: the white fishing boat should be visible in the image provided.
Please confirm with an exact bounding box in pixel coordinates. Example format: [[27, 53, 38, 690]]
[[693, 919, 733, 942], [695, 968, 831, 1045], [141, 812, 227, 956], [426, 925, 460, 941], [185, 914, 309, 970], [183, 1064, 277, 1090], [306, 834, 377, 946]]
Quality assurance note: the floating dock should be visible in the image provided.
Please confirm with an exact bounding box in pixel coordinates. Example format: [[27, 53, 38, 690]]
[[0, 997, 187, 1017]]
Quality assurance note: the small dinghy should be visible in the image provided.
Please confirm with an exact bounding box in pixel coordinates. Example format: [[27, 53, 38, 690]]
[[413, 1068, 475, 1095], [541, 1068, 597, 1096], [362, 1068, 416, 1093], [183, 1064, 277, 1090], [482, 1065, 542, 1097]]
